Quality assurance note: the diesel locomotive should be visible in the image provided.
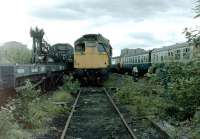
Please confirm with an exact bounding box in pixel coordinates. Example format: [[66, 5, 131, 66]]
[[73, 34, 112, 85]]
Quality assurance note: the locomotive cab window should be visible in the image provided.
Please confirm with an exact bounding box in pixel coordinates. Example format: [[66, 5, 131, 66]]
[[75, 43, 85, 52], [97, 43, 106, 52]]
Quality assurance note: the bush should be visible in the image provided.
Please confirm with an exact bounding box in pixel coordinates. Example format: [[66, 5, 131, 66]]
[[63, 76, 80, 94], [13, 80, 40, 123], [12, 78, 74, 132], [0, 107, 31, 139], [150, 59, 200, 121], [27, 97, 69, 129]]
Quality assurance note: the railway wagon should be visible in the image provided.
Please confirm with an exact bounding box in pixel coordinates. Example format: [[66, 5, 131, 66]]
[[73, 34, 112, 85], [0, 64, 66, 90]]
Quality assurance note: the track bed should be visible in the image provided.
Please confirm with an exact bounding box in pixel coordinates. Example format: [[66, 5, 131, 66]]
[[65, 88, 132, 139]]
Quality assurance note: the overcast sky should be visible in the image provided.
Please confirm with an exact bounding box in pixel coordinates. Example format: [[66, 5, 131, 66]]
[[0, 0, 199, 56]]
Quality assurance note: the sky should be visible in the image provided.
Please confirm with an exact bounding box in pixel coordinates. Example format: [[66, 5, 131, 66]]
[[0, 0, 200, 56]]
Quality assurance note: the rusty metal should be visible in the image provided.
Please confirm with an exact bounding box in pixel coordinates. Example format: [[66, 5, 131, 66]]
[[103, 88, 138, 139], [15, 78, 45, 92], [60, 89, 81, 139]]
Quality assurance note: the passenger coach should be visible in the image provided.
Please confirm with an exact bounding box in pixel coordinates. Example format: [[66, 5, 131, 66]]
[[112, 42, 196, 75]]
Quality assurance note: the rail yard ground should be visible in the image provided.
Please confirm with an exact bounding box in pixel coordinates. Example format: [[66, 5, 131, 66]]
[[0, 89, 16, 106], [60, 87, 170, 139], [0, 59, 199, 139]]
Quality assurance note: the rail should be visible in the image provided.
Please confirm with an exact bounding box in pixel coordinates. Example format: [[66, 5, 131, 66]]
[[103, 88, 138, 139], [60, 89, 81, 139]]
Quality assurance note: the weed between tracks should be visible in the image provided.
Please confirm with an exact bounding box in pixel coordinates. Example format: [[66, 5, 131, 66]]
[[0, 76, 80, 139]]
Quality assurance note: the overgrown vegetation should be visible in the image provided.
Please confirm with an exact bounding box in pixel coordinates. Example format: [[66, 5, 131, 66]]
[[0, 76, 79, 138], [104, 58, 200, 138], [104, 74, 169, 118]]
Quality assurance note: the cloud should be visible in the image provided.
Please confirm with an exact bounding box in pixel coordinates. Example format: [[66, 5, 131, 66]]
[[29, 0, 193, 21], [128, 32, 164, 44], [0, 0, 197, 57]]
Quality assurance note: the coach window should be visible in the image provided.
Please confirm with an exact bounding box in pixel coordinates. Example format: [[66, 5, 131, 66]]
[[168, 52, 170, 56], [161, 56, 164, 62], [141, 56, 143, 63], [175, 50, 181, 60], [186, 48, 190, 52], [143, 56, 145, 63], [153, 54, 155, 62], [144, 56, 146, 62], [75, 43, 85, 52], [183, 48, 190, 59], [138, 56, 140, 63]]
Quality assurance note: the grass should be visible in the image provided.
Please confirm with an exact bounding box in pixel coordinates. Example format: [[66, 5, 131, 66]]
[[104, 74, 168, 117], [52, 89, 72, 102]]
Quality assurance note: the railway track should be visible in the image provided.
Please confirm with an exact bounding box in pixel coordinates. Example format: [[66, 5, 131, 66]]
[[60, 87, 171, 139]]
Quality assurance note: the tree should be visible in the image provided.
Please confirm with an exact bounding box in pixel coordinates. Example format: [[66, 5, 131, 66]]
[[194, 0, 200, 18], [0, 41, 31, 64]]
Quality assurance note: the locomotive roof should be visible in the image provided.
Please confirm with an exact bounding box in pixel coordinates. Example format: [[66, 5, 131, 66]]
[[152, 42, 189, 53], [52, 43, 73, 50], [74, 34, 110, 46]]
